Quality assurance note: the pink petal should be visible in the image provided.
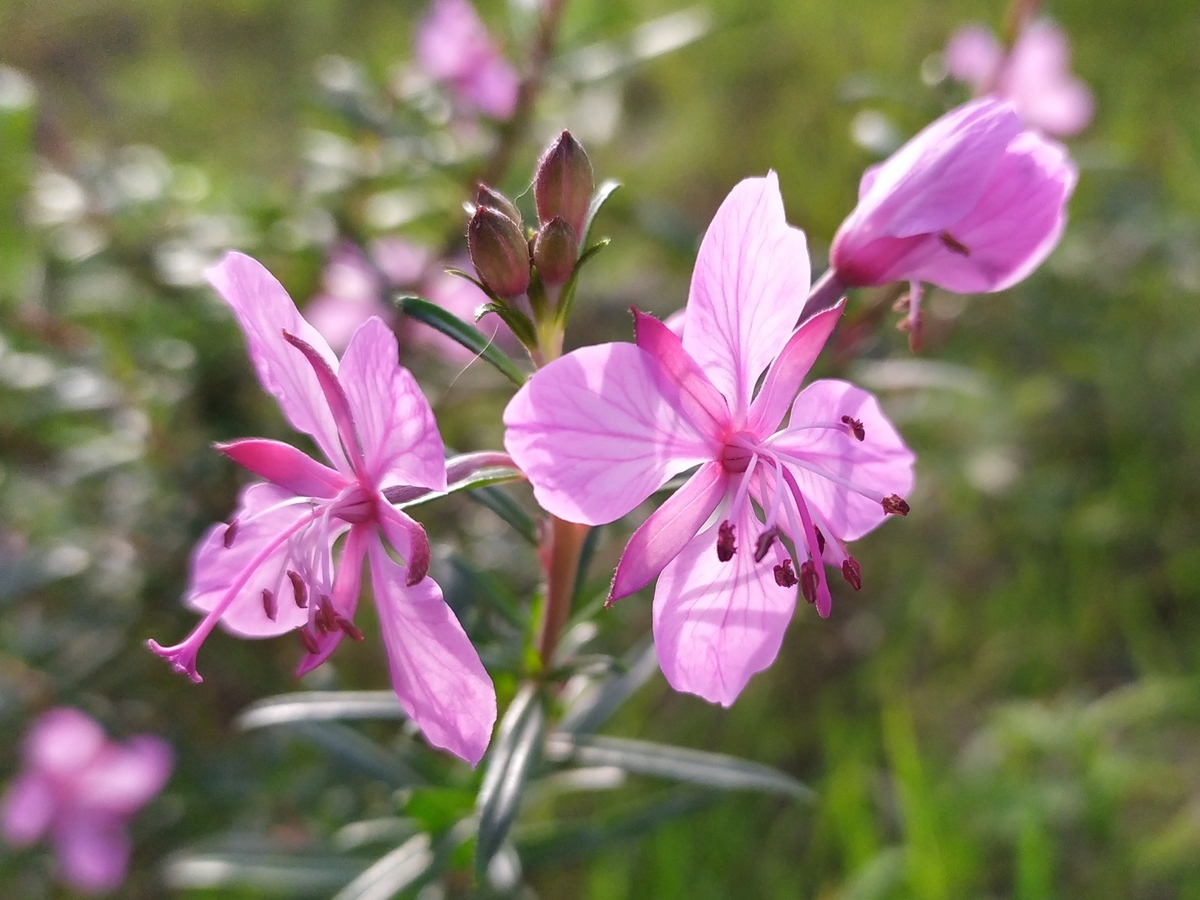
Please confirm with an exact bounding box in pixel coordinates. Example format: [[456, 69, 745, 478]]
[[338, 317, 447, 492], [206, 252, 348, 470], [304, 293, 387, 355], [1, 774, 55, 846], [282, 330, 369, 479], [295, 525, 369, 677], [367, 542, 496, 765], [652, 500, 797, 706], [609, 461, 727, 603], [944, 24, 1003, 92], [24, 708, 105, 776], [770, 379, 915, 541], [458, 55, 519, 120], [75, 737, 172, 817], [1003, 21, 1093, 136], [53, 813, 129, 894], [683, 173, 811, 418], [185, 483, 320, 637], [901, 131, 1076, 293], [747, 301, 844, 435], [217, 439, 345, 498], [503, 342, 714, 525], [632, 309, 730, 436], [376, 505, 432, 586]]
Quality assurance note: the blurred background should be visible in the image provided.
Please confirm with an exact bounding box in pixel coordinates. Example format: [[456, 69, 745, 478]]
[[2, 0, 1200, 896]]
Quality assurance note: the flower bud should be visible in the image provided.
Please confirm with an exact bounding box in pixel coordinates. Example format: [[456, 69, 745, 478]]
[[475, 182, 523, 229], [468, 204, 530, 298], [533, 129, 594, 238], [532, 216, 579, 286]]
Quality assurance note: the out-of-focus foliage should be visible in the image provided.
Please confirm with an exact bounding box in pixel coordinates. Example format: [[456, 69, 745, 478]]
[[2, 0, 1200, 896]]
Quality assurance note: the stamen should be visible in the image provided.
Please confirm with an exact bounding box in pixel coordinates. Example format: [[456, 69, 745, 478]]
[[764, 445, 891, 507], [716, 521, 736, 562], [754, 526, 780, 563], [800, 561, 818, 604], [316, 596, 337, 634], [938, 231, 971, 256], [814, 526, 826, 554], [288, 570, 308, 608], [336, 615, 364, 642], [841, 557, 862, 590], [298, 628, 320, 655], [882, 494, 910, 516], [841, 415, 865, 441], [773, 559, 798, 588], [262, 588, 278, 621], [223, 520, 239, 548]]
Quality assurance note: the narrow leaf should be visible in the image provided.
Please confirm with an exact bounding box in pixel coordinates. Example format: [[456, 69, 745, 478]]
[[557, 637, 659, 734], [468, 485, 538, 545], [554, 238, 610, 327], [331, 834, 434, 900], [544, 734, 815, 802], [389, 466, 525, 510], [163, 847, 367, 895], [475, 685, 546, 878], [580, 179, 621, 249], [476, 300, 539, 350], [237, 691, 406, 730], [393, 295, 526, 387]]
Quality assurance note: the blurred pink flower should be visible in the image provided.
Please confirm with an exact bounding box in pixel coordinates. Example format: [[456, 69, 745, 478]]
[[504, 174, 914, 705], [830, 98, 1076, 338], [149, 252, 496, 765], [416, 0, 519, 120], [1, 708, 172, 894], [944, 21, 1093, 137]]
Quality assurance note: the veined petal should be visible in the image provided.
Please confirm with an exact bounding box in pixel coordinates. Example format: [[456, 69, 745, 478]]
[[338, 317, 447, 492], [747, 301, 844, 434], [376, 505, 431, 586], [185, 483, 318, 637], [282, 331, 368, 479], [217, 439, 345, 498], [653, 499, 797, 706], [76, 737, 173, 816], [609, 461, 727, 603], [206, 252, 347, 469], [53, 813, 129, 893], [632, 310, 730, 436], [684, 173, 811, 418], [771, 379, 915, 541], [503, 343, 713, 525], [904, 131, 1076, 293], [367, 542, 496, 766]]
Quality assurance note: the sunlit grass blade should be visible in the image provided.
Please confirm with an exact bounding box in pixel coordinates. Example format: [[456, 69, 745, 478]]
[[237, 691, 406, 729], [544, 733, 815, 802], [163, 846, 369, 895], [468, 485, 538, 545], [557, 637, 659, 734], [330, 834, 434, 900]]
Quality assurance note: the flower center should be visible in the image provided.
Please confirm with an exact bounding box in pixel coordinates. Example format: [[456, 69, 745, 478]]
[[720, 431, 760, 473], [331, 484, 376, 525]]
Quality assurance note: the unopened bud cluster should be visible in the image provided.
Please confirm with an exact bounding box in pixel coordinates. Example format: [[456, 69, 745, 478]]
[[467, 130, 593, 300]]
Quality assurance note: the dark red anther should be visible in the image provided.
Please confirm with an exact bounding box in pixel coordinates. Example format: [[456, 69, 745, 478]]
[[800, 560, 818, 604], [316, 596, 337, 634], [754, 527, 780, 563], [262, 589, 277, 621], [298, 628, 320, 655], [716, 521, 736, 562], [939, 230, 971, 256], [841, 415, 865, 441], [841, 557, 862, 591], [336, 615, 364, 642], [287, 570, 308, 608], [882, 494, 910, 516], [773, 559, 798, 588], [814, 527, 826, 554], [223, 520, 238, 548]]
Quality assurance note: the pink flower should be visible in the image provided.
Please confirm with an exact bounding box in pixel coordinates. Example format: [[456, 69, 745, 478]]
[[945, 21, 1093, 137], [1, 708, 172, 894], [149, 252, 496, 765], [829, 98, 1076, 338], [504, 175, 914, 705], [415, 0, 519, 120]]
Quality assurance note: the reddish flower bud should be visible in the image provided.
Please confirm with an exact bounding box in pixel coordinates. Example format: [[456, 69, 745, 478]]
[[532, 216, 579, 286], [533, 130, 594, 237], [468, 204, 530, 298], [475, 183, 523, 229]]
